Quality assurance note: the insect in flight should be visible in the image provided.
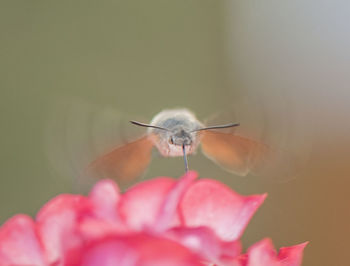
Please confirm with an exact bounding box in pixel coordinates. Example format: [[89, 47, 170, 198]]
[[88, 108, 276, 183]]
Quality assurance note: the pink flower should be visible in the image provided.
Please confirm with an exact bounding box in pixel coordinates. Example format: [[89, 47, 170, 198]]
[[0, 171, 307, 266]]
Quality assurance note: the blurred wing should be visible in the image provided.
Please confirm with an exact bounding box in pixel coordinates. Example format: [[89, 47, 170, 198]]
[[88, 136, 154, 183], [45, 98, 151, 190], [200, 130, 271, 176], [200, 130, 301, 181]]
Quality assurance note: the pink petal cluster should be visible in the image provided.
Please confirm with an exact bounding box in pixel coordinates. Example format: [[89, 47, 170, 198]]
[[0, 171, 307, 266]]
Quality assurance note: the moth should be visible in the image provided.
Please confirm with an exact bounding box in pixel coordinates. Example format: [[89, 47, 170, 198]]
[[88, 108, 273, 183]]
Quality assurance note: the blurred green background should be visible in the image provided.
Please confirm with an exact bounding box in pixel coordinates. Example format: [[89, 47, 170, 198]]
[[1, 1, 350, 265]]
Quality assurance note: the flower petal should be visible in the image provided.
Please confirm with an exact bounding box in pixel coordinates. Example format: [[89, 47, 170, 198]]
[[66, 233, 203, 266], [166, 226, 241, 265], [153, 171, 197, 232], [65, 237, 138, 266], [278, 241, 308, 266], [89, 179, 121, 222], [166, 226, 221, 262], [247, 238, 308, 266], [0, 215, 47, 266], [78, 218, 128, 240], [180, 178, 266, 241], [220, 240, 243, 264], [36, 194, 88, 265], [119, 177, 179, 230]]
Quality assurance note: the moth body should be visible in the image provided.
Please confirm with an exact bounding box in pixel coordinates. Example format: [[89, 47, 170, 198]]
[[148, 109, 203, 157]]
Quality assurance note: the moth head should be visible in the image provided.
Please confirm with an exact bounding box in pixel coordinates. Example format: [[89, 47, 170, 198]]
[[169, 129, 193, 146]]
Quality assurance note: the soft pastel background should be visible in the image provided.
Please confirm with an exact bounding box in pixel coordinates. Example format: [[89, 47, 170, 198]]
[[1, 1, 349, 265]]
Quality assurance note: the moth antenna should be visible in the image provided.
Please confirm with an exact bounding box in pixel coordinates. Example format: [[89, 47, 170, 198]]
[[191, 122, 240, 132], [182, 144, 189, 172], [130, 120, 170, 131]]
